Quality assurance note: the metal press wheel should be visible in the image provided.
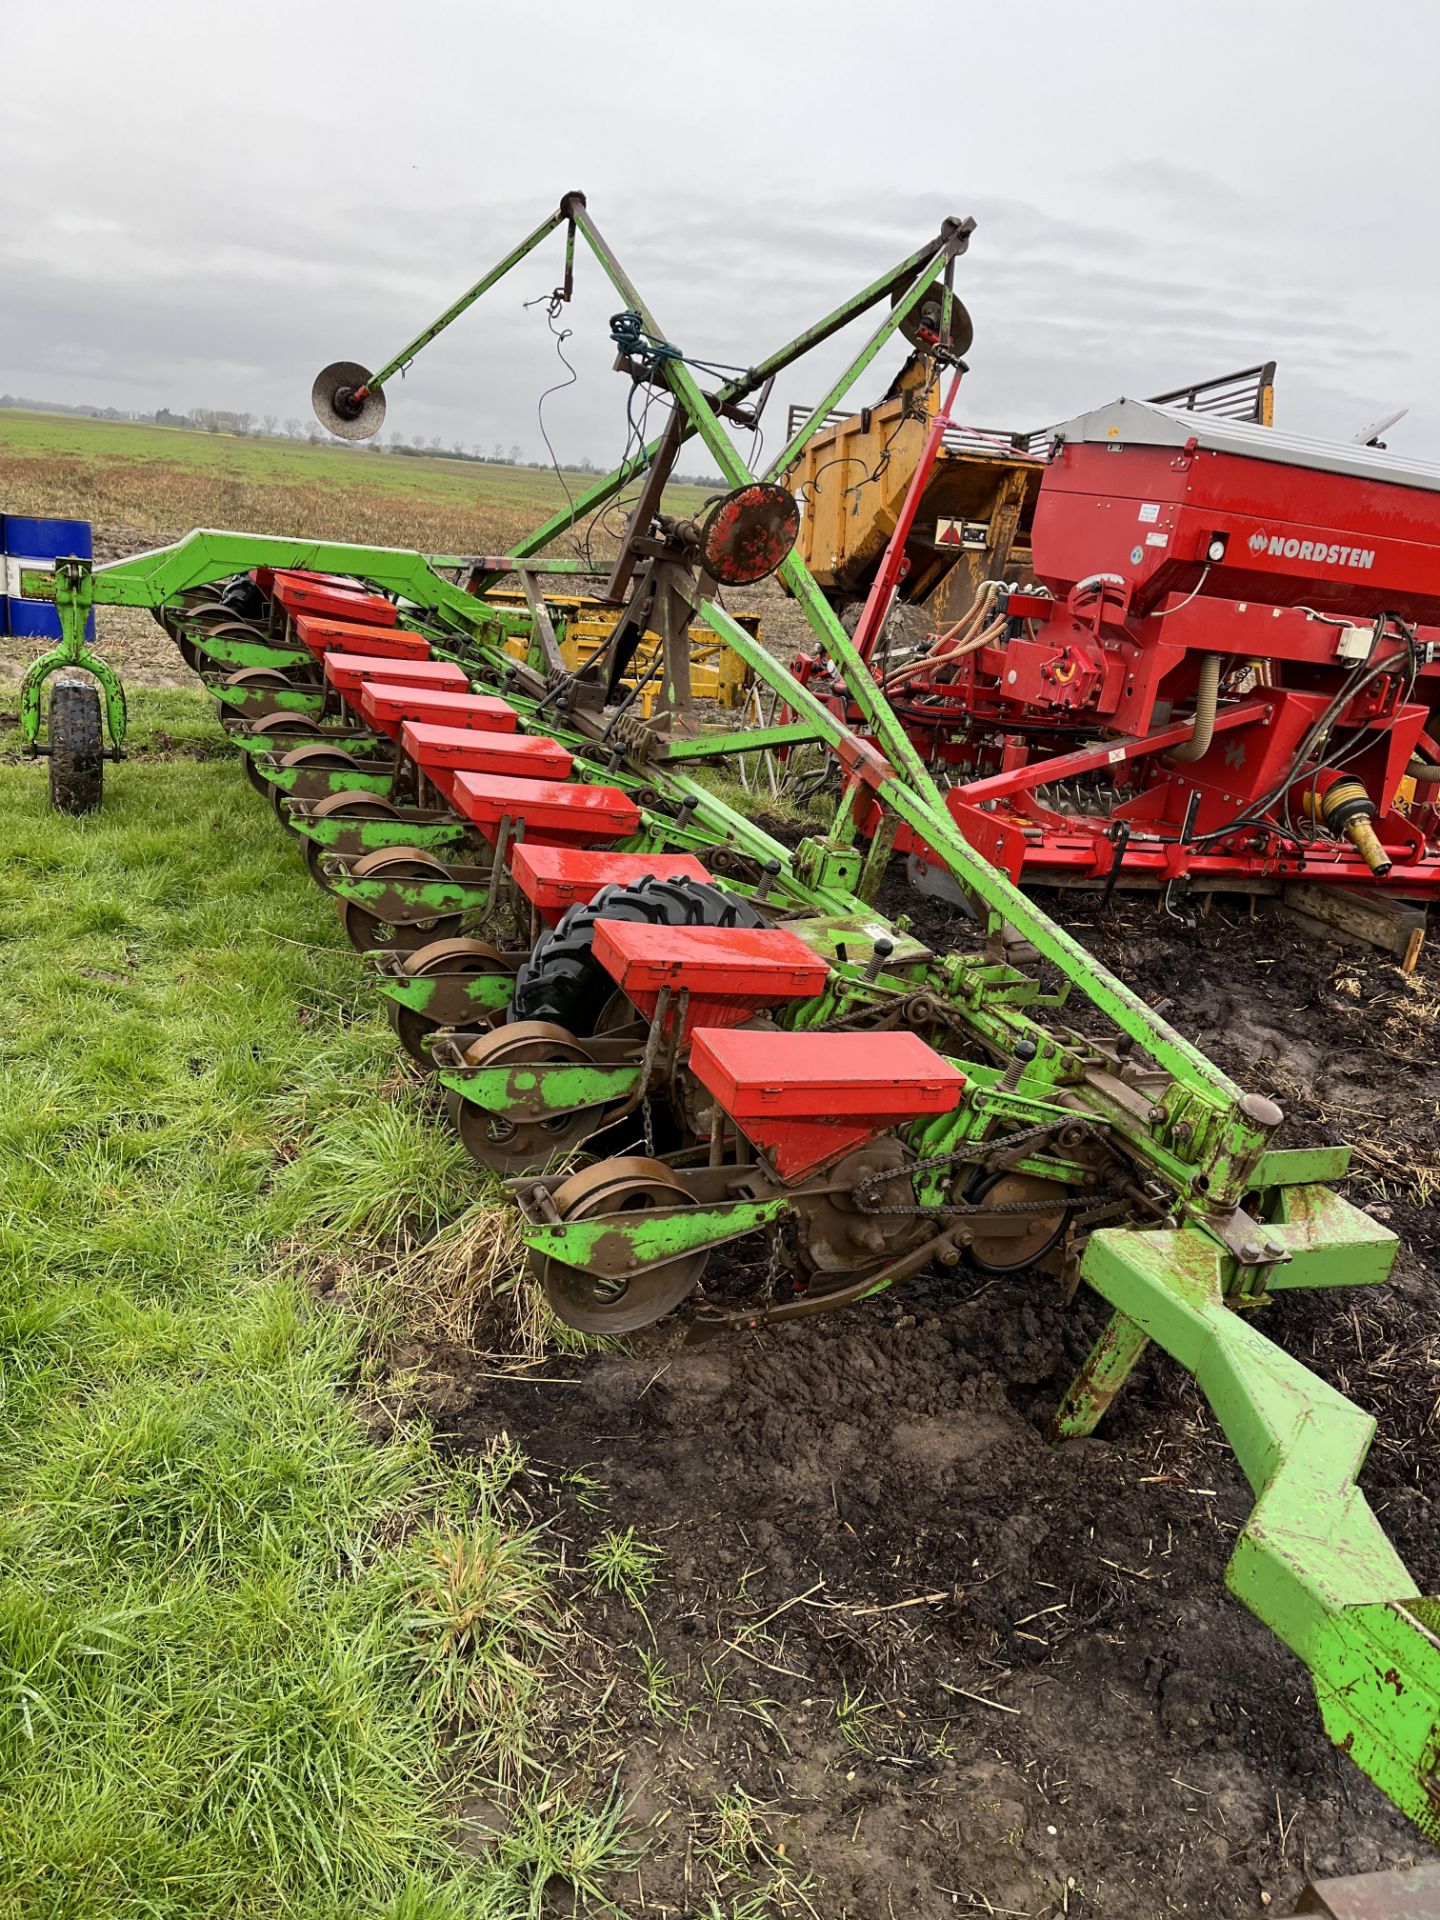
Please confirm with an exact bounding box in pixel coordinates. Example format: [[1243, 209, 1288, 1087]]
[[538, 1156, 707, 1335], [337, 844, 461, 953], [444, 1020, 599, 1172], [301, 788, 403, 887], [389, 935, 512, 1066]]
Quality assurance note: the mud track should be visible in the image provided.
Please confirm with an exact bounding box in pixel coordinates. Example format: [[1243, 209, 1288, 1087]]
[[393, 893, 1439, 1917]]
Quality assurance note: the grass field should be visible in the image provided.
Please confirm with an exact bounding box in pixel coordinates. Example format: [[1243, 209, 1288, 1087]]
[[0, 693, 634, 1918], [0, 409, 712, 558]]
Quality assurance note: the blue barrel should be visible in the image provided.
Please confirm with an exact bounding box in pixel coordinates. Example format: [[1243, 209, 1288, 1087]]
[[3, 515, 97, 640]]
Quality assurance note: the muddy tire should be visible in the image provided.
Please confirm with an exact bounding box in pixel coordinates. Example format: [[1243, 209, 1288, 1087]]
[[509, 875, 765, 1034], [48, 677, 105, 815]]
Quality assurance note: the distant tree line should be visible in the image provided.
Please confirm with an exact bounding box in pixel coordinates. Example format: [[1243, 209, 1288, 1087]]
[[0, 392, 724, 484]]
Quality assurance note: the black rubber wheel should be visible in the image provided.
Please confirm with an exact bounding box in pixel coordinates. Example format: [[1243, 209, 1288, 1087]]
[[48, 677, 105, 815], [220, 576, 267, 621], [509, 874, 765, 1035]]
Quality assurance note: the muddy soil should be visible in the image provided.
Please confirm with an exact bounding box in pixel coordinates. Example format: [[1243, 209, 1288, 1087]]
[[390, 893, 1439, 1918]]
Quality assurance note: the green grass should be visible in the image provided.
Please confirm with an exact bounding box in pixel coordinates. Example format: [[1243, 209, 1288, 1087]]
[[0, 690, 624, 1918]]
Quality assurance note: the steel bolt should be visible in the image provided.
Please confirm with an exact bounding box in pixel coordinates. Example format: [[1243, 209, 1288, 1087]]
[[865, 936, 895, 982], [754, 857, 782, 903], [998, 1036, 1038, 1093]]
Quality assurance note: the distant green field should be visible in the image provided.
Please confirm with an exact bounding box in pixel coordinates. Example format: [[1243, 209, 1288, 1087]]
[[0, 409, 711, 553]]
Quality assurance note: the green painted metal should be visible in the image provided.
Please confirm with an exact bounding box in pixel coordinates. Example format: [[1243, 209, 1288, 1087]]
[[324, 874, 484, 917], [365, 208, 566, 392], [17, 559, 127, 752], [292, 815, 469, 857], [526, 1196, 789, 1275], [658, 721, 825, 760], [378, 973, 512, 1019], [212, 686, 324, 717], [1254, 1144, 1353, 1187], [257, 764, 394, 802], [1071, 1222, 1440, 1838], [439, 1060, 640, 1117], [188, 634, 313, 671]]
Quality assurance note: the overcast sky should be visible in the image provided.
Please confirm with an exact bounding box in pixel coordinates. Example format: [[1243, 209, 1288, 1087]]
[[4, 0, 1439, 472]]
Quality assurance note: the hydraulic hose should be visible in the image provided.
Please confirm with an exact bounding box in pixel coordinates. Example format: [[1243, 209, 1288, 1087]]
[[1165, 653, 1221, 764]]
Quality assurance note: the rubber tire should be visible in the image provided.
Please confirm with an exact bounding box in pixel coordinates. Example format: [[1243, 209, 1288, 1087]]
[[510, 875, 765, 1035], [220, 576, 266, 621], [48, 677, 104, 815]]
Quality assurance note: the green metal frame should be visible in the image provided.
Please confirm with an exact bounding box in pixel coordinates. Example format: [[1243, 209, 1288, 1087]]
[[17, 559, 128, 754], [15, 198, 1440, 1836]]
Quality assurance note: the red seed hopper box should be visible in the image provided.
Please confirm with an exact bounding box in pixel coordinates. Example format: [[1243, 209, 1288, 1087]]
[[323, 653, 469, 697], [592, 921, 829, 1038], [399, 721, 573, 781], [689, 1027, 965, 1178], [449, 771, 641, 848], [358, 684, 519, 741], [511, 847, 714, 925], [295, 616, 432, 660], [271, 573, 399, 625]]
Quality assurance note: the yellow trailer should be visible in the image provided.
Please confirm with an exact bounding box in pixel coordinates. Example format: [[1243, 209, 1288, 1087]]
[[784, 358, 1275, 627]]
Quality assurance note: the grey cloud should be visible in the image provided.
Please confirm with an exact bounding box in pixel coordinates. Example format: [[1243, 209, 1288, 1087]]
[[2, 0, 1436, 476]]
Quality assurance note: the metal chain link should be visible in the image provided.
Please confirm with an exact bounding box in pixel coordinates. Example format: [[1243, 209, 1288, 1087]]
[[853, 1119, 1107, 1218]]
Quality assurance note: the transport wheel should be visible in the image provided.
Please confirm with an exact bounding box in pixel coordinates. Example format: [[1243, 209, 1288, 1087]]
[[48, 677, 104, 815], [390, 935, 511, 1065], [510, 875, 766, 1034], [538, 1157, 707, 1335], [301, 789, 402, 886], [219, 576, 267, 620], [445, 1019, 599, 1172], [338, 845, 460, 953], [962, 1170, 1073, 1275]]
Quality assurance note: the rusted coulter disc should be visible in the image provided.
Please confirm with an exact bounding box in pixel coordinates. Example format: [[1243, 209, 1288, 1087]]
[[177, 615, 270, 673], [888, 275, 974, 358], [445, 1019, 598, 1172], [698, 483, 800, 586], [301, 788, 402, 886], [338, 844, 461, 953], [963, 1170, 1072, 1274], [267, 739, 366, 821], [312, 360, 387, 441], [539, 1156, 706, 1335], [390, 934, 511, 1065]]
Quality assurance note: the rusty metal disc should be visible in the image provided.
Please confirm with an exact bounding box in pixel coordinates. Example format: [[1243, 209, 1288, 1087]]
[[539, 1155, 706, 1335], [699, 484, 800, 586], [963, 1171, 1071, 1274], [312, 360, 386, 441], [388, 936, 512, 1064], [301, 789, 403, 886], [403, 935, 510, 976], [338, 843, 461, 954], [224, 667, 297, 689], [247, 710, 326, 739], [445, 1020, 596, 1173], [269, 740, 367, 822], [216, 666, 303, 723], [889, 279, 974, 359]]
